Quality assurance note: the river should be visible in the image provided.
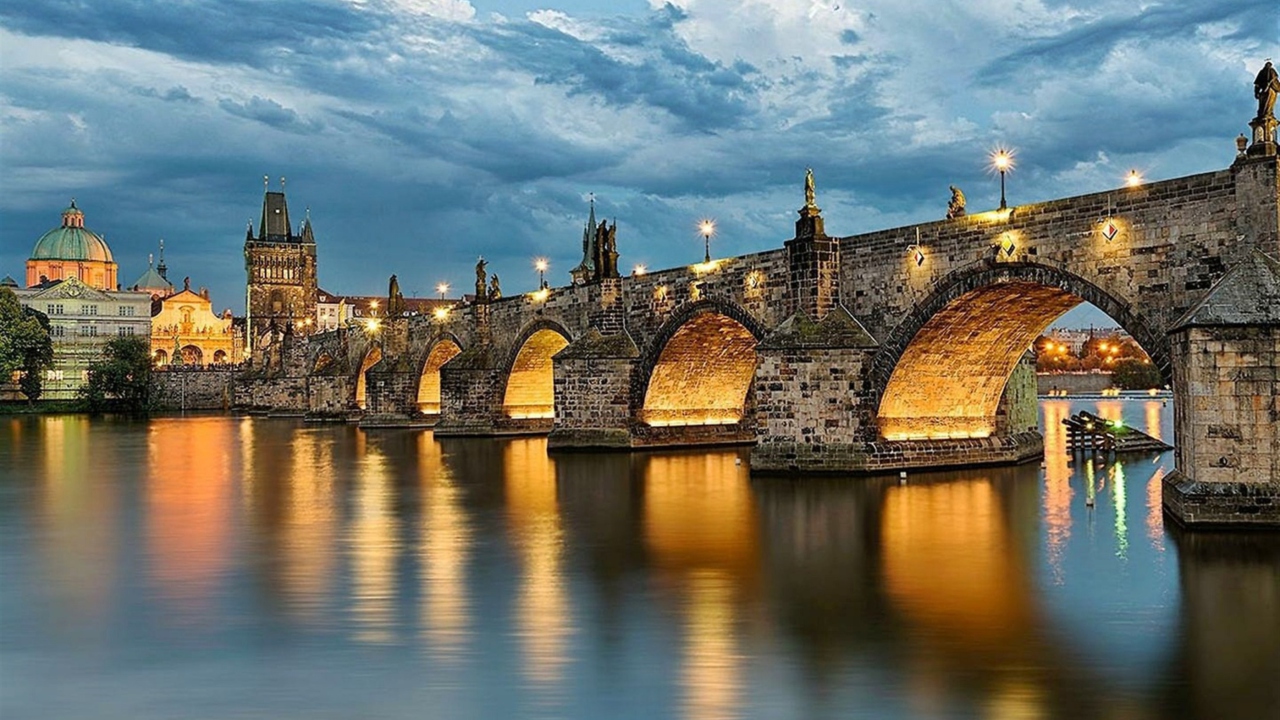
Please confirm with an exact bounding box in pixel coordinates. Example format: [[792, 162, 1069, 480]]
[[1, 398, 1277, 719]]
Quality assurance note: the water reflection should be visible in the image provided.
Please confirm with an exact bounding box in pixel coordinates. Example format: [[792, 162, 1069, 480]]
[[1, 402, 1274, 720], [505, 438, 571, 692]]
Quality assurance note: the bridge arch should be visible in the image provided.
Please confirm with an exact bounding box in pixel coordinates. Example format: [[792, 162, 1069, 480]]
[[501, 319, 572, 419], [633, 298, 767, 427], [353, 344, 383, 411], [870, 262, 1169, 441], [415, 334, 465, 415]]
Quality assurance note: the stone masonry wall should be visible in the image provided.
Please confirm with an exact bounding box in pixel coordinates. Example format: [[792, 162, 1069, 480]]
[[549, 355, 637, 448], [151, 367, 237, 411]]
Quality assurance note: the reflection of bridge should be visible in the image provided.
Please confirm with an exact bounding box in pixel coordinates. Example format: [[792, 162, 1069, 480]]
[[239, 144, 1280, 526]]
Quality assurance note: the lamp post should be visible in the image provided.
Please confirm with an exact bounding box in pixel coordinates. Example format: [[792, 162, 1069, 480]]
[[1125, 169, 1142, 188], [991, 148, 1014, 211], [436, 282, 449, 300], [535, 258, 548, 289], [699, 220, 716, 264]]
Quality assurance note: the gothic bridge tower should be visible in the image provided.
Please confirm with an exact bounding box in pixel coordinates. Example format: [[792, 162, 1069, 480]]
[[244, 177, 318, 352]]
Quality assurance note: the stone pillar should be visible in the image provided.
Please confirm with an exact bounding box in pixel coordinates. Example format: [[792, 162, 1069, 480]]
[[784, 213, 840, 320], [433, 344, 503, 436], [751, 308, 880, 471], [1163, 250, 1280, 527], [359, 318, 427, 427], [588, 278, 625, 335], [547, 329, 639, 449], [1232, 155, 1278, 258]]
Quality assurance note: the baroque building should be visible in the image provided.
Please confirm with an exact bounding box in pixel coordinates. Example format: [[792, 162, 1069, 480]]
[[243, 179, 317, 351], [26, 200, 118, 290], [150, 277, 241, 366]]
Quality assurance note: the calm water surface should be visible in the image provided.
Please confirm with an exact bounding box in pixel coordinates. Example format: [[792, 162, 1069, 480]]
[[2, 399, 1278, 719]]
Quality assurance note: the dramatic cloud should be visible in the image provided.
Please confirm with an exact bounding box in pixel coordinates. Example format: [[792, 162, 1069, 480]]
[[0, 0, 1272, 324]]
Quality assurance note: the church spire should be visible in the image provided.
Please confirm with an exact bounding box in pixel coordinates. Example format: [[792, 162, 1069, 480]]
[[157, 239, 168, 280], [258, 175, 293, 241]]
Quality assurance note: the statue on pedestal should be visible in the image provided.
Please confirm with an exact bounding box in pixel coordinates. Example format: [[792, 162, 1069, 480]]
[[488, 274, 502, 300], [1255, 61, 1279, 121], [947, 185, 967, 219], [474, 257, 488, 302], [387, 274, 405, 317]]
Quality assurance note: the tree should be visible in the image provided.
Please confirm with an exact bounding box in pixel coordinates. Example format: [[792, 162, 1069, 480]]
[[1112, 358, 1163, 390], [79, 335, 153, 412], [0, 288, 54, 402]]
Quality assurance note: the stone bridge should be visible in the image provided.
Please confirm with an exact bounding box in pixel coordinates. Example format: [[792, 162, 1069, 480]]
[[238, 152, 1280, 527]]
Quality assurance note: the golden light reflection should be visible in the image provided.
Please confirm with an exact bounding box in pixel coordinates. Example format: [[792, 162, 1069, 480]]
[[682, 570, 741, 720], [419, 434, 471, 655], [642, 451, 753, 720], [1041, 400, 1073, 583], [38, 416, 115, 622], [984, 679, 1046, 720], [145, 418, 232, 624], [1146, 466, 1167, 549], [881, 480, 1033, 648], [504, 438, 571, 688], [1094, 400, 1123, 425], [1144, 400, 1163, 442], [350, 437, 399, 644], [278, 429, 337, 622]]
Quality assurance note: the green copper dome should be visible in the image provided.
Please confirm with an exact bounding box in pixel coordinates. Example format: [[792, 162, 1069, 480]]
[[29, 200, 115, 263]]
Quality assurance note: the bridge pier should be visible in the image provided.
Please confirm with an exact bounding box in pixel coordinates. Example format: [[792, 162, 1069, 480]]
[[1163, 251, 1280, 527]]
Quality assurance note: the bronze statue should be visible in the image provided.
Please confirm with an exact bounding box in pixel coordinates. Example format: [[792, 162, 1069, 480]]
[[947, 185, 967, 219], [475, 257, 488, 300], [804, 168, 817, 209], [1255, 60, 1279, 120], [488, 274, 501, 300], [387, 274, 405, 317]]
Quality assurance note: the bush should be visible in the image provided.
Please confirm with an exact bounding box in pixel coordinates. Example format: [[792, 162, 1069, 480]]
[[79, 336, 153, 413]]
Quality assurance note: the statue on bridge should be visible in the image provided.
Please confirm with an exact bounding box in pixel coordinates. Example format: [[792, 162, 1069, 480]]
[[475, 257, 488, 302], [1255, 60, 1279, 121], [488, 274, 502, 300], [387, 274, 405, 317], [947, 185, 967, 219], [804, 168, 817, 210]]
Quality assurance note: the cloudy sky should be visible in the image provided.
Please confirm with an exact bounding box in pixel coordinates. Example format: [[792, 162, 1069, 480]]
[[1, 0, 1273, 326]]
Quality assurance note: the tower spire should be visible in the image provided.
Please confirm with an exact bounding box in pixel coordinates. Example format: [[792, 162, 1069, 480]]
[[157, 239, 168, 280]]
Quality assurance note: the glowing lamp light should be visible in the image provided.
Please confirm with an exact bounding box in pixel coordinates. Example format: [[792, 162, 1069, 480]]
[[433, 306, 450, 321], [436, 282, 449, 299], [633, 264, 647, 276], [534, 258, 548, 272], [990, 147, 1015, 211], [1125, 169, 1143, 188], [698, 219, 716, 263], [531, 287, 551, 303], [364, 318, 381, 333]]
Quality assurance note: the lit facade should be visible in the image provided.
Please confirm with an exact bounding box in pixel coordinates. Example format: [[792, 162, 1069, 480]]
[[150, 281, 241, 366], [13, 277, 152, 399], [244, 182, 318, 351]]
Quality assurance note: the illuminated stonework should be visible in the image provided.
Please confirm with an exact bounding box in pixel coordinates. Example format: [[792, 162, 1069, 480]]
[[879, 281, 1079, 440], [503, 329, 569, 419], [416, 340, 462, 414], [641, 312, 758, 427], [354, 346, 383, 410]]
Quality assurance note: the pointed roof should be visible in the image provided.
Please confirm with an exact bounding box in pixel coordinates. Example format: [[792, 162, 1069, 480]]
[[0, 275, 17, 288], [759, 306, 879, 349], [132, 266, 173, 293], [1171, 250, 1280, 330], [259, 190, 293, 242]]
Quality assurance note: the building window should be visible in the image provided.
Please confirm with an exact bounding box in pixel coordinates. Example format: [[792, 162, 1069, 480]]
[[52, 326, 65, 338], [47, 304, 64, 315], [118, 326, 135, 336], [79, 325, 98, 337], [118, 306, 135, 317], [86, 305, 98, 316], [45, 369, 64, 382]]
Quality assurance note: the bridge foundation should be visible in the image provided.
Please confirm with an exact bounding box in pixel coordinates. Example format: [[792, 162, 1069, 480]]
[[1164, 251, 1280, 527]]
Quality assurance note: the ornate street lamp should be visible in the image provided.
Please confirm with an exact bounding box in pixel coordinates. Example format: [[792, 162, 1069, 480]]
[[990, 148, 1014, 211], [534, 258, 548, 289], [699, 219, 716, 264]]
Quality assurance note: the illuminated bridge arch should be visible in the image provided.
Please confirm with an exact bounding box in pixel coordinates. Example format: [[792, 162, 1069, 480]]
[[502, 320, 572, 419], [353, 345, 383, 411], [634, 299, 767, 427], [871, 262, 1168, 441], [416, 335, 464, 415]]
